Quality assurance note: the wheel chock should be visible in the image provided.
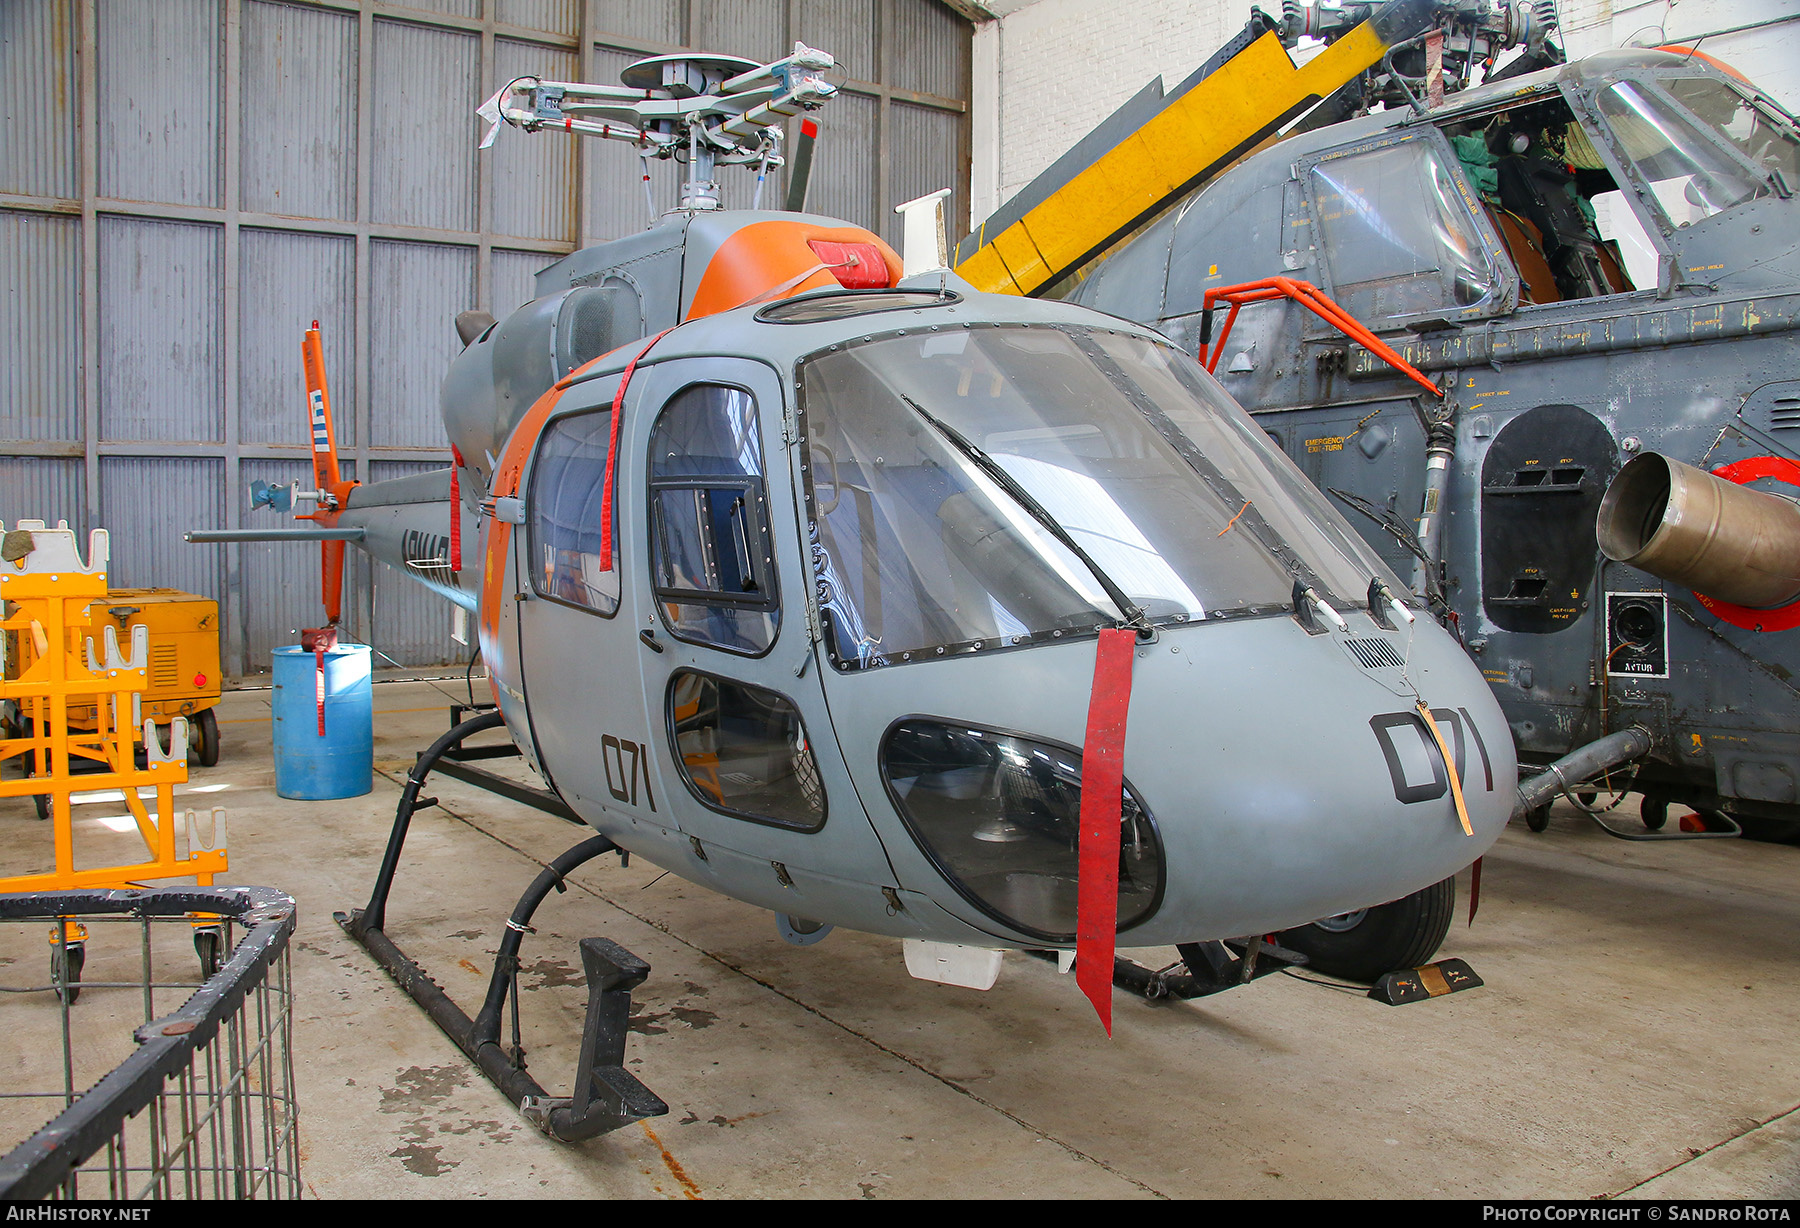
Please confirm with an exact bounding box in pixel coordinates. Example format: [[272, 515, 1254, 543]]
[[1367, 957, 1483, 1005]]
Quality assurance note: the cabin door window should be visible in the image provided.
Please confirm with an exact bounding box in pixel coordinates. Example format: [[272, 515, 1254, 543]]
[[647, 383, 780, 655]]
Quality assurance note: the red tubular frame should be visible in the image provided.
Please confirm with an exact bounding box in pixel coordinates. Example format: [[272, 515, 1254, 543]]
[[1199, 277, 1443, 400]]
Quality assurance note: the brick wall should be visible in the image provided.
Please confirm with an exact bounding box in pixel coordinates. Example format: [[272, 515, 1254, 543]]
[[973, 0, 1240, 223]]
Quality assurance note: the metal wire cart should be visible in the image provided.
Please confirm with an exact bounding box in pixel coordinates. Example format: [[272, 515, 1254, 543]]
[[0, 886, 299, 1199]]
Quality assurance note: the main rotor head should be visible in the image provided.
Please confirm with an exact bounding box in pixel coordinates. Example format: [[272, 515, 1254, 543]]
[[476, 42, 839, 212]]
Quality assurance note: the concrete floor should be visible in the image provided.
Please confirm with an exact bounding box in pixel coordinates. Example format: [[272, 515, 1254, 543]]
[[3, 676, 1798, 1199]]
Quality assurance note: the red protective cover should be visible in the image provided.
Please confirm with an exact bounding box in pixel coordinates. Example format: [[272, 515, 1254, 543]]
[[806, 240, 891, 289], [1075, 628, 1137, 1035]]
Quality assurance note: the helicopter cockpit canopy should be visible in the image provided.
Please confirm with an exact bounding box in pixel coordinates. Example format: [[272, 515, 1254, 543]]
[[796, 320, 1405, 669], [1140, 48, 1800, 344], [1430, 52, 1799, 305]]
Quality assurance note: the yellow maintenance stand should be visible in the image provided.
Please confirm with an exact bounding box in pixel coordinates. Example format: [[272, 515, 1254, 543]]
[[0, 520, 229, 998]]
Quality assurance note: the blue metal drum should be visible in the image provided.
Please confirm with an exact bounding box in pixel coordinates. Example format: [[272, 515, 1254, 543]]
[[271, 644, 372, 800]]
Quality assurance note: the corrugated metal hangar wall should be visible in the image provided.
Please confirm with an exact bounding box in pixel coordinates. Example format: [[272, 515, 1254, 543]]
[[0, 0, 971, 676]]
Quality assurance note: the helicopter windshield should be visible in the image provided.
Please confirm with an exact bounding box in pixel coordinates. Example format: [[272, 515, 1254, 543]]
[[1663, 76, 1800, 194], [797, 324, 1399, 669], [1595, 79, 1771, 226]]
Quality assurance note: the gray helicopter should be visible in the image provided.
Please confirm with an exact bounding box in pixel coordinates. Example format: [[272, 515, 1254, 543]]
[[1064, 14, 1800, 840], [197, 48, 1536, 1134]]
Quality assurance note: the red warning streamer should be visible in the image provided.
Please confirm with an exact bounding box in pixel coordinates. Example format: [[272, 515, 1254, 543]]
[[449, 445, 464, 573], [599, 329, 673, 571], [1075, 627, 1138, 1035]]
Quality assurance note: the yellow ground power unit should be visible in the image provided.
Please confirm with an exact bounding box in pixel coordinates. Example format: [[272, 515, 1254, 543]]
[[61, 589, 223, 769]]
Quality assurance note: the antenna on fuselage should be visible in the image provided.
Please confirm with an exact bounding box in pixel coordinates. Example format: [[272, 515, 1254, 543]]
[[476, 42, 839, 216]]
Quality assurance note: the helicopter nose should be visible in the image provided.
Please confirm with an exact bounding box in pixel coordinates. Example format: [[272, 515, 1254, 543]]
[[1113, 616, 1515, 943]]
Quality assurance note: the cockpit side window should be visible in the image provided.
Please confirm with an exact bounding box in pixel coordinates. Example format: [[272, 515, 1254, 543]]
[[667, 669, 824, 832], [647, 383, 780, 656], [528, 409, 622, 616], [1438, 94, 1640, 303], [1309, 138, 1500, 326]]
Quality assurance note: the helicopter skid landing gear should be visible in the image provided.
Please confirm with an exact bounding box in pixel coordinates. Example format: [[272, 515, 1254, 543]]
[[335, 710, 666, 1141]]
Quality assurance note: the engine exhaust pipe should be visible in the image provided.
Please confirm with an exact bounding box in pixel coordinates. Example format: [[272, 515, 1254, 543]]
[[1596, 452, 1800, 609]]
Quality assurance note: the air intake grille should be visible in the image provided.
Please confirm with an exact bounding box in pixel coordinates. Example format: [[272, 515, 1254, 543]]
[[1771, 396, 1800, 431], [1345, 636, 1405, 670], [150, 643, 180, 691]]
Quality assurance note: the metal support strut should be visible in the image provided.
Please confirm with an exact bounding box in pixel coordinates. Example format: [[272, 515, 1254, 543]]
[[1034, 935, 1309, 1001], [335, 710, 665, 1141]]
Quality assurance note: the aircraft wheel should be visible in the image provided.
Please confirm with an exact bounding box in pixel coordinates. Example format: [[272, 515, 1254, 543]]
[[1276, 876, 1456, 983], [1640, 795, 1668, 831], [192, 709, 220, 768], [1524, 804, 1550, 833]]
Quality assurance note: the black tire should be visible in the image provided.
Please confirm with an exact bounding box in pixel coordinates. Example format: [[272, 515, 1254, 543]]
[[51, 944, 84, 1005], [1277, 876, 1457, 983], [1577, 791, 1597, 807], [193, 708, 220, 768], [33, 792, 50, 821], [1640, 795, 1668, 831], [1525, 803, 1550, 832], [194, 928, 223, 979]]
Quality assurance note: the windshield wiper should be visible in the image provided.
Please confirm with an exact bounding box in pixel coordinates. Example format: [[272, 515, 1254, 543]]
[[899, 394, 1151, 636]]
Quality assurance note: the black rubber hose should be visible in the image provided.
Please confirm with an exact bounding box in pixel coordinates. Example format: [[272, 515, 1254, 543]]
[[1514, 727, 1652, 818]]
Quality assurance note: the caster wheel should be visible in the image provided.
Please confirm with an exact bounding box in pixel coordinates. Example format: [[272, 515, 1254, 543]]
[[194, 928, 224, 980], [1640, 795, 1668, 831], [51, 944, 84, 1005], [1525, 804, 1550, 832], [192, 709, 220, 768], [1577, 791, 1597, 807], [33, 793, 50, 821]]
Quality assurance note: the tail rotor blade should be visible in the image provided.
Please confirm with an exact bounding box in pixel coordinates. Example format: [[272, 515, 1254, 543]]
[[301, 322, 343, 494]]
